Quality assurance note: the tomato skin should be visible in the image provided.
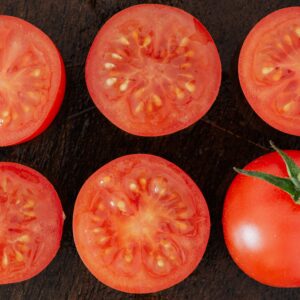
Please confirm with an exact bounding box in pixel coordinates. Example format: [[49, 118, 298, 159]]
[[73, 154, 210, 293], [85, 4, 221, 137], [0, 16, 66, 147], [0, 162, 64, 284], [223, 151, 300, 287], [238, 7, 300, 136]]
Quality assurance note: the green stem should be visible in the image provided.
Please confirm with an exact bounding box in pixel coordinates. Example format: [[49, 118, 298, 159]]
[[234, 141, 300, 203], [270, 141, 300, 190]]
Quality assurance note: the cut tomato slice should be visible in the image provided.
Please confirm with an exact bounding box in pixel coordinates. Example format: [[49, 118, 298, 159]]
[[85, 4, 221, 136], [0, 16, 65, 146], [73, 154, 210, 293], [239, 7, 300, 136], [0, 162, 64, 284]]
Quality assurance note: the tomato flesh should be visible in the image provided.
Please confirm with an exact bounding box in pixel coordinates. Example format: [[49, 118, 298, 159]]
[[223, 151, 300, 287], [0, 162, 64, 284], [0, 16, 65, 146], [239, 7, 300, 136], [73, 154, 210, 293], [85, 4, 221, 136]]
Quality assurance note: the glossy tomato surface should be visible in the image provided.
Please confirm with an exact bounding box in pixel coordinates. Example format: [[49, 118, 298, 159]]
[[223, 150, 300, 287], [85, 4, 221, 136], [0, 162, 64, 284], [239, 7, 300, 136], [0, 16, 66, 146], [73, 154, 210, 293]]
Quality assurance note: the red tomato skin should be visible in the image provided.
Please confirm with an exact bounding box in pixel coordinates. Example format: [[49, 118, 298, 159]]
[[238, 7, 300, 136], [0, 162, 64, 284], [85, 4, 221, 137], [223, 151, 300, 287]]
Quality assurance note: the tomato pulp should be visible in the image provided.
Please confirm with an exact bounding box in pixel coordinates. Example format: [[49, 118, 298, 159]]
[[0, 16, 65, 146], [0, 162, 64, 284], [239, 7, 300, 136], [223, 151, 300, 287], [85, 4, 221, 136], [73, 154, 210, 293]]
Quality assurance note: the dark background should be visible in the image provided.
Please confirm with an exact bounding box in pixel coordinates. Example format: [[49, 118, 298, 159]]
[[0, 0, 300, 299]]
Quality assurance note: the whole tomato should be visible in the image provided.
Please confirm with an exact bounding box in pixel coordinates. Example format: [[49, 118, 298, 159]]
[[223, 142, 300, 287]]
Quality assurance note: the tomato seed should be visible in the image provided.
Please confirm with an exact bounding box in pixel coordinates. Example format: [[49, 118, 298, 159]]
[[99, 236, 109, 244], [185, 82, 195, 93], [119, 79, 129, 92], [175, 87, 185, 99], [142, 36, 151, 48], [184, 50, 194, 57], [15, 251, 24, 262], [23, 200, 34, 209], [2, 253, 8, 267], [139, 178, 147, 189], [129, 182, 138, 191], [176, 221, 188, 231], [272, 69, 282, 81], [1, 177, 7, 193], [17, 235, 30, 243], [23, 211, 35, 217], [132, 31, 139, 43], [179, 37, 189, 47], [106, 77, 117, 87], [283, 101, 294, 112], [152, 95, 162, 107], [31, 69, 41, 77], [1, 110, 9, 118], [111, 53, 123, 60], [157, 258, 165, 267], [104, 63, 115, 70], [134, 88, 145, 98], [118, 36, 130, 46], [99, 176, 111, 186], [117, 201, 126, 212], [134, 102, 144, 114], [284, 35, 292, 46], [181, 63, 191, 69]]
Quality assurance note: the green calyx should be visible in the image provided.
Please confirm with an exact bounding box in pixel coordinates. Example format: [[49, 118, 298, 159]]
[[234, 141, 300, 204]]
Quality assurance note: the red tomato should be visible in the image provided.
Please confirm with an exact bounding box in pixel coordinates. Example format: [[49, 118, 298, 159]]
[[0, 16, 66, 146], [239, 7, 300, 136], [73, 154, 210, 293], [223, 150, 300, 287], [0, 162, 64, 284], [85, 4, 221, 136]]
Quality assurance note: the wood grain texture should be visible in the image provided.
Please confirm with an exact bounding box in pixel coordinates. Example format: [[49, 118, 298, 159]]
[[0, 0, 300, 299]]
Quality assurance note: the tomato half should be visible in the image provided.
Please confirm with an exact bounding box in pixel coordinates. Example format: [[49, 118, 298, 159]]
[[0, 16, 66, 146], [73, 154, 210, 293], [85, 4, 221, 136], [0, 162, 64, 284], [239, 7, 300, 136], [223, 151, 300, 287]]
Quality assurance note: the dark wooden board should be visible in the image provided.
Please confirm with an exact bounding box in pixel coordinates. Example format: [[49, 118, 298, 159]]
[[0, 0, 300, 299]]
